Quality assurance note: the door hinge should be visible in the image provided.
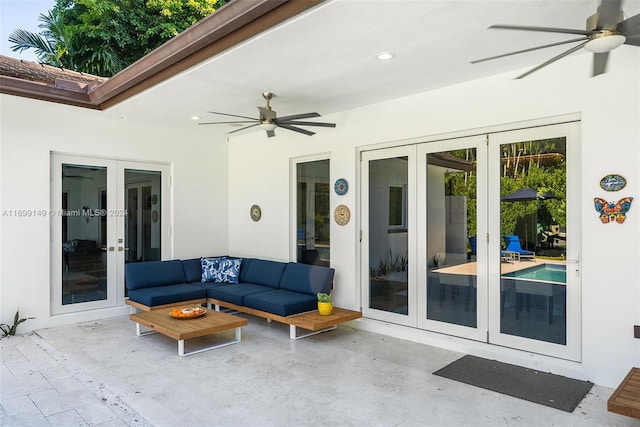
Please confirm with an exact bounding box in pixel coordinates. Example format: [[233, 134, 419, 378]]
[[360, 229, 363, 242], [487, 330, 490, 342], [486, 233, 489, 243], [485, 134, 489, 145]]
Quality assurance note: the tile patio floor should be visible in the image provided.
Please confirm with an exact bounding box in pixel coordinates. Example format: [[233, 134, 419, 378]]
[[1, 314, 638, 426]]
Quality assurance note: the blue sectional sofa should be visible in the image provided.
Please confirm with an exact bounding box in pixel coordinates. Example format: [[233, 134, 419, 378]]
[[125, 256, 335, 323]]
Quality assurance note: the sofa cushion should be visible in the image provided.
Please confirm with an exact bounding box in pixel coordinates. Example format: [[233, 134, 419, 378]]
[[201, 257, 225, 282], [125, 260, 186, 290], [214, 258, 242, 283], [128, 284, 206, 307], [238, 258, 255, 282], [244, 289, 318, 317], [208, 283, 274, 306], [190, 282, 234, 298], [279, 263, 335, 295], [182, 258, 204, 283], [239, 258, 287, 288]]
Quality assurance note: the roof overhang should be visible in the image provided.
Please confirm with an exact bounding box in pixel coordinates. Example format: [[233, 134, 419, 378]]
[[0, 0, 324, 110]]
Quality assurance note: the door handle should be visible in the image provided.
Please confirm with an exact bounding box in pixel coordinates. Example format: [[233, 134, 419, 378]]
[[118, 247, 130, 252], [101, 246, 115, 252], [564, 254, 580, 272]]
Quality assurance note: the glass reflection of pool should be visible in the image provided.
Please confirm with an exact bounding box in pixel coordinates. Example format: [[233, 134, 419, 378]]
[[502, 264, 566, 283]]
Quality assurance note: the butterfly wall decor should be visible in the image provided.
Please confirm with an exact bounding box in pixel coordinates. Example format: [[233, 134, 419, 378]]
[[594, 197, 633, 224]]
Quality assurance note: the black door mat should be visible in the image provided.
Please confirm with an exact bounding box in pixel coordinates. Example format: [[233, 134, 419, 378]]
[[433, 355, 593, 412]]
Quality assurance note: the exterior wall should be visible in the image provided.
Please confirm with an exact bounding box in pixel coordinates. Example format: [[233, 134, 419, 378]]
[[0, 95, 229, 330], [227, 51, 640, 387], [0, 49, 638, 388]]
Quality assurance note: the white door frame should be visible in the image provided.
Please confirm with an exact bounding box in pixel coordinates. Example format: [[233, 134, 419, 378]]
[[416, 135, 488, 341], [487, 121, 582, 361], [358, 118, 581, 361], [51, 155, 171, 314], [361, 145, 417, 327]]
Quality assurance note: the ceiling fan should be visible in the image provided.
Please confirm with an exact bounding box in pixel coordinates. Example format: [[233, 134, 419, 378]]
[[472, 0, 640, 78], [199, 92, 336, 137]]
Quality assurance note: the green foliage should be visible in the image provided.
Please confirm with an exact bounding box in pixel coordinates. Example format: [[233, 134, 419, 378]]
[[9, 0, 227, 76], [441, 138, 566, 246], [0, 310, 34, 338], [317, 292, 332, 303]]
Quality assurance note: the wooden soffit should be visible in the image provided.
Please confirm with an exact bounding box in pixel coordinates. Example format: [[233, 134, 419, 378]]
[[0, 0, 324, 110]]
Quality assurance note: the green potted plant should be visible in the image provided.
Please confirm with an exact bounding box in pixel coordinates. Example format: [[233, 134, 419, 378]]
[[317, 292, 333, 315]]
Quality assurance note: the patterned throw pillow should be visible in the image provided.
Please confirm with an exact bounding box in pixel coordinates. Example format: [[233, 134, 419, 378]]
[[213, 258, 242, 283], [201, 257, 224, 282]]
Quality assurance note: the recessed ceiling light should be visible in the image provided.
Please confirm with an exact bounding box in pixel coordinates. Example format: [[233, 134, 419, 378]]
[[376, 52, 395, 60], [191, 116, 201, 120]]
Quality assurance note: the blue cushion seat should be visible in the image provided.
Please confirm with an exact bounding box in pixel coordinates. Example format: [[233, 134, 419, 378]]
[[239, 258, 287, 288], [244, 289, 318, 317], [279, 262, 335, 295], [128, 284, 206, 307], [126, 260, 186, 290], [208, 283, 274, 306], [190, 281, 234, 298], [181, 258, 204, 283]]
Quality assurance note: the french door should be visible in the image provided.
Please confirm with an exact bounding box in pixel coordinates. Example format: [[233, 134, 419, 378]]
[[51, 155, 171, 315], [361, 121, 581, 360]]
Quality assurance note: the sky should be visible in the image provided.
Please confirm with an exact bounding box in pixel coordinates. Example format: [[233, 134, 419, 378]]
[[1, 0, 57, 61]]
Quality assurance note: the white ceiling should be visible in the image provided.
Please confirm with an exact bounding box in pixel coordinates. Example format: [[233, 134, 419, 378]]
[[105, 0, 640, 138]]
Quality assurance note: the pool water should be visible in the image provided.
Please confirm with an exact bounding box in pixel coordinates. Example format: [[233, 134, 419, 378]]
[[503, 264, 566, 283]]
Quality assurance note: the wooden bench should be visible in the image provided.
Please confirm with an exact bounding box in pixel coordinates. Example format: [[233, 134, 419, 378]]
[[209, 298, 362, 339], [608, 367, 640, 419]]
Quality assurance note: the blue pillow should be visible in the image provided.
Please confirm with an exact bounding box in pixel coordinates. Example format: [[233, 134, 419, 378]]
[[201, 257, 224, 282], [213, 258, 241, 283]]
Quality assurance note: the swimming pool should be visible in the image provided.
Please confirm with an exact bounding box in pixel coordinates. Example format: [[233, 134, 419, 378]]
[[502, 264, 566, 283]]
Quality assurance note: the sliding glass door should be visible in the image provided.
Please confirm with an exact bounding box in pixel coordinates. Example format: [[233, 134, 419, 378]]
[[361, 120, 581, 360], [416, 136, 487, 341], [361, 146, 416, 326], [487, 123, 581, 360]]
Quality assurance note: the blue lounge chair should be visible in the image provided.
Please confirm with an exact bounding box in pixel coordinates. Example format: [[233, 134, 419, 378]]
[[503, 235, 535, 261]]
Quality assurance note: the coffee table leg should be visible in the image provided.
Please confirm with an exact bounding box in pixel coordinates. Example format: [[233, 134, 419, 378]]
[[136, 322, 157, 337], [177, 327, 243, 357]]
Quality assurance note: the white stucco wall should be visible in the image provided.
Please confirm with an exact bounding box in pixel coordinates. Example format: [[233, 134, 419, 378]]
[[227, 50, 640, 387], [1, 47, 638, 388], [0, 95, 229, 329]]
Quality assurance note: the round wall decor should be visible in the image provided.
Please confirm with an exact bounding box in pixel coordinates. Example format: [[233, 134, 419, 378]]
[[334, 204, 350, 226], [334, 178, 349, 195], [250, 204, 262, 222]]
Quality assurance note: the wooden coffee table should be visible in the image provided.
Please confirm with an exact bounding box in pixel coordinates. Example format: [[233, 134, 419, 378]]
[[130, 307, 247, 356]]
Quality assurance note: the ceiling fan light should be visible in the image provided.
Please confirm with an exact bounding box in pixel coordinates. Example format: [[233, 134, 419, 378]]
[[259, 122, 277, 131], [585, 34, 626, 53]]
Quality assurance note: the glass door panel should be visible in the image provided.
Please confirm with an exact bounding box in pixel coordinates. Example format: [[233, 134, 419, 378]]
[[53, 156, 117, 314], [296, 159, 330, 266], [488, 122, 581, 361], [362, 146, 416, 326], [417, 137, 487, 341], [124, 170, 162, 263], [61, 164, 109, 305]]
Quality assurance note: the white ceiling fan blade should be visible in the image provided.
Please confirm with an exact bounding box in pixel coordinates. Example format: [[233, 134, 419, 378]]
[[516, 40, 589, 79]]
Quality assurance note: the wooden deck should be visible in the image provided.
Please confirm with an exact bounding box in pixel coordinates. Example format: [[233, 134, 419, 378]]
[[608, 368, 640, 419]]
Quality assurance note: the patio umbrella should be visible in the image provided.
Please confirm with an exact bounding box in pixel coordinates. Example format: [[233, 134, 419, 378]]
[[501, 188, 556, 250], [500, 188, 556, 202]]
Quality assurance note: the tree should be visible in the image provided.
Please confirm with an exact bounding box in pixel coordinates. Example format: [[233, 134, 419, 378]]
[[8, 0, 226, 76], [8, 9, 77, 70]]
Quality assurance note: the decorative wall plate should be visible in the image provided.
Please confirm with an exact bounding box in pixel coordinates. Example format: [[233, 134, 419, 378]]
[[600, 174, 626, 192], [334, 204, 350, 226], [334, 178, 348, 195], [250, 204, 262, 222]]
